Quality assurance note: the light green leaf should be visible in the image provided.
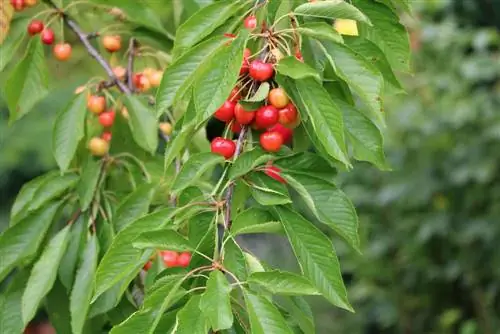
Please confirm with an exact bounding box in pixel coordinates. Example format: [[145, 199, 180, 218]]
[[231, 208, 282, 236], [223, 238, 248, 281], [176, 295, 209, 334], [276, 56, 321, 81], [250, 172, 291, 206], [58, 216, 87, 292], [113, 183, 155, 232], [244, 290, 294, 334], [275, 207, 352, 311], [53, 93, 88, 172], [296, 22, 344, 43], [0, 270, 30, 334], [70, 235, 98, 334], [28, 173, 79, 212], [294, 0, 371, 24], [22, 225, 71, 325], [123, 95, 159, 154], [200, 270, 234, 330], [248, 270, 320, 296], [246, 82, 270, 102], [133, 229, 193, 251], [229, 147, 273, 180], [4, 39, 49, 123], [278, 297, 315, 334], [163, 115, 197, 171], [171, 152, 224, 194], [0, 17, 29, 72], [77, 157, 103, 211], [244, 252, 266, 275]]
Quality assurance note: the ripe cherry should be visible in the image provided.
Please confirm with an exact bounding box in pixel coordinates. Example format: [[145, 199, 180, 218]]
[[279, 103, 300, 128], [10, 0, 24, 11], [214, 100, 236, 122], [113, 66, 126, 81], [240, 48, 252, 75], [159, 122, 173, 136], [234, 103, 255, 125], [231, 122, 242, 134], [149, 70, 163, 87], [268, 87, 289, 109], [254, 105, 279, 129], [295, 50, 304, 62], [229, 87, 241, 102], [87, 95, 106, 114], [53, 43, 72, 61], [40, 28, 55, 45], [102, 35, 121, 52], [211, 137, 236, 159], [249, 60, 274, 81], [244, 15, 257, 30], [133, 73, 151, 92], [268, 123, 293, 144], [162, 250, 178, 267], [101, 131, 112, 142], [88, 137, 109, 156], [260, 131, 283, 152], [98, 110, 115, 127], [143, 260, 152, 271], [177, 252, 192, 268], [265, 164, 286, 183], [27, 20, 44, 36]]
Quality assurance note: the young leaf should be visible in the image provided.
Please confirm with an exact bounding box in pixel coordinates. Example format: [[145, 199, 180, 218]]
[[276, 57, 321, 81], [77, 157, 103, 211], [200, 270, 234, 331], [22, 225, 71, 325], [113, 183, 156, 232], [53, 93, 88, 172], [0, 269, 29, 334], [133, 229, 193, 251], [4, 39, 49, 123], [294, 0, 371, 24], [228, 147, 273, 180], [296, 22, 344, 43], [275, 207, 352, 311], [223, 238, 249, 281], [243, 290, 294, 334], [171, 152, 225, 194], [176, 295, 209, 334], [123, 95, 159, 154], [28, 173, 79, 212], [70, 235, 99, 334], [0, 202, 59, 281], [231, 207, 282, 236], [248, 270, 320, 296]]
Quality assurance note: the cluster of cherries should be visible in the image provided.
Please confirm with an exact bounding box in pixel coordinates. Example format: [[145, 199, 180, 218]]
[[143, 250, 192, 271], [85, 94, 116, 157], [10, 0, 36, 12]]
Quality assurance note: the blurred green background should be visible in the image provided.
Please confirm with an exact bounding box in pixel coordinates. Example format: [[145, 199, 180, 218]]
[[1, 0, 500, 333]]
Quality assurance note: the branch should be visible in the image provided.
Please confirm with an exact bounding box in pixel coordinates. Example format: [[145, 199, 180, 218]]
[[127, 38, 137, 92]]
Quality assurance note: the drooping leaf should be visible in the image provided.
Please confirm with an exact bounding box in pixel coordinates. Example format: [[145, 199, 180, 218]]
[[231, 207, 282, 236], [200, 270, 234, 330], [58, 216, 87, 291], [243, 290, 294, 334], [294, 0, 371, 24], [133, 229, 193, 251], [22, 225, 71, 325], [0, 269, 29, 334], [223, 238, 248, 281], [276, 56, 321, 81], [176, 295, 209, 334], [248, 270, 320, 296], [296, 22, 344, 43], [77, 157, 103, 211], [171, 152, 224, 194], [113, 183, 155, 232], [123, 95, 159, 154], [28, 173, 79, 212], [229, 147, 273, 180]]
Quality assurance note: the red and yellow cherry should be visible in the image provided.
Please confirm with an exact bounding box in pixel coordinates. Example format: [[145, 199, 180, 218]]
[[149, 70, 163, 87], [240, 48, 252, 75], [279, 103, 300, 128], [265, 164, 286, 183], [229, 87, 241, 102], [10, 0, 24, 11], [88, 137, 109, 156], [211, 137, 236, 159], [159, 122, 173, 136], [244, 15, 257, 30], [234, 103, 255, 125], [249, 60, 274, 81], [98, 110, 115, 127], [102, 35, 121, 52], [113, 66, 126, 81], [40, 28, 55, 45], [268, 123, 293, 144], [268, 87, 289, 109], [53, 43, 72, 61], [24, 0, 36, 6], [143, 261, 152, 271], [295, 50, 304, 62], [162, 250, 178, 267], [260, 131, 283, 152], [101, 131, 112, 142], [27, 20, 44, 36], [87, 95, 106, 114], [133, 73, 151, 92], [255, 105, 279, 129], [177, 252, 192, 268], [214, 100, 236, 122]]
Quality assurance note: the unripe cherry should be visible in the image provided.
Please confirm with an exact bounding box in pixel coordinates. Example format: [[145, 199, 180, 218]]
[[53, 43, 72, 61], [149, 70, 163, 87], [249, 60, 274, 81], [159, 122, 173, 136], [113, 66, 126, 81], [40, 28, 55, 45], [24, 0, 36, 6], [88, 137, 109, 156], [260, 131, 283, 152], [27, 20, 44, 36], [268, 87, 289, 109], [102, 35, 121, 52], [87, 95, 106, 114], [133, 73, 151, 92], [211, 137, 236, 159]]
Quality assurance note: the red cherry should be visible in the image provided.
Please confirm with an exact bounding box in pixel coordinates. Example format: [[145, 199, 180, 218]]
[[295, 50, 304, 62], [98, 111, 116, 127], [133, 73, 151, 92], [162, 251, 178, 267], [211, 137, 236, 159], [260, 131, 283, 152], [240, 48, 252, 75], [279, 103, 299, 127], [234, 103, 255, 125], [53, 43, 72, 61], [40, 28, 55, 45], [244, 15, 257, 30], [264, 164, 286, 183], [229, 87, 241, 102], [177, 252, 192, 268], [249, 60, 274, 81], [214, 100, 236, 122], [255, 105, 279, 129], [101, 131, 112, 142], [268, 123, 293, 144], [10, 0, 24, 11], [27, 20, 44, 36], [231, 122, 242, 134], [143, 261, 152, 271]]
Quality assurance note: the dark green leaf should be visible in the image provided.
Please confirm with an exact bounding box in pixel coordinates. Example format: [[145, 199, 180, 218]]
[[276, 56, 321, 81], [133, 229, 193, 251], [28, 173, 79, 212], [248, 270, 320, 296], [45, 279, 72, 334], [176, 295, 209, 334], [231, 207, 282, 236], [229, 147, 273, 180], [77, 157, 103, 211], [275, 152, 337, 182], [171, 152, 224, 194], [244, 290, 294, 334], [296, 22, 344, 43], [58, 216, 87, 291], [294, 0, 371, 23], [200, 270, 234, 330], [0, 270, 29, 334], [223, 238, 248, 281], [113, 183, 155, 232], [123, 95, 159, 154]]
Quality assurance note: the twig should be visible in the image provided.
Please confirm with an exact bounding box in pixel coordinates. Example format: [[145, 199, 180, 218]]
[[67, 208, 82, 225], [127, 38, 137, 92]]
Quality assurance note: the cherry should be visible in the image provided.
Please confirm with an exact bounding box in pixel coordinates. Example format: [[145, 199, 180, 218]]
[[264, 164, 286, 183], [268, 123, 293, 144], [102, 35, 121, 52], [88, 137, 109, 156], [254, 105, 279, 129], [260, 131, 283, 152], [231, 122, 242, 134], [133, 73, 151, 92], [249, 60, 274, 81], [295, 50, 304, 62], [162, 250, 178, 267], [268, 87, 289, 109], [240, 48, 252, 75], [234, 103, 255, 125], [113, 66, 126, 81], [24, 0, 36, 6], [244, 15, 257, 30], [159, 122, 173, 136], [211, 137, 236, 159], [279, 103, 300, 128], [27, 20, 44, 36], [214, 100, 236, 122], [143, 260, 152, 271], [149, 70, 163, 87], [101, 131, 112, 142], [40, 28, 55, 45], [53, 43, 72, 61], [177, 252, 192, 268], [87, 95, 106, 114], [98, 110, 115, 127], [229, 87, 241, 102], [10, 0, 24, 11]]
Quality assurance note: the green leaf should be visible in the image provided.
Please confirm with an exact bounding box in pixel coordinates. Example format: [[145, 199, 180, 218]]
[[77, 157, 103, 211], [45, 279, 73, 334], [0, 17, 29, 72], [0, 270, 30, 334], [53, 93, 88, 172], [229, 147, 273, 180], [28, 173, 79, 212], [133, 229, 193, 251], [231, 208, 282, 236], [275, 207, 352, 311], [246, 82, 270, 102], [277, 297, 315, 334], [3, 39, 49, 123], [275, 152, 337, 183], [244, 290, 294, 334], [171, 152, 224, 194], [89, 279, 132, 318], [296, 22, 344, 43], [276, 56, 321, 81], [223, 238, 248, 281], [200, 270, 234, 330], [176, 295, 209, 334], [172, 0, 243, 58], [113, 183, 155, 232], [156, 36, 226, 113], [123, 95, 159, 154], [22, 225, 71, 325], [0, 203, 59, 282], [248, 270, 320, 296], [244, 252, 266, 274], [294, 0, 371, 24], [194, 31, 248, 123], [70, 235, 98, 334], [249, 172, 291, 206], [58, 216, 87, 291], [163, 116, 197, 171]]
